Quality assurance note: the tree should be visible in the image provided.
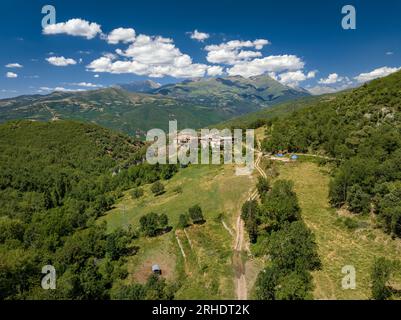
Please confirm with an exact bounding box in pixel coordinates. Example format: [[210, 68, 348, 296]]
[[267, 221, 320, 273], [131, 188, 144, 199], [347, 185, 370, 214], [177, 214, 190, 229], [256, 176, 270, 198], [151, 181, 165, 196], [371, 257, 393, 300], [106, 228, 130, 260], [262, 180, 301, 229], [377, 186, 401, 237], [188, 205, 204, 224], [254, 264, 280, 300], [274, 271, 313, 300], [139, 212, 169, 237], [139, 212, 159, 237], [159, 214, 169, 230], [144, 274, 174, 300], [111, 283, 145, 300], [241, 200, 260, 243]]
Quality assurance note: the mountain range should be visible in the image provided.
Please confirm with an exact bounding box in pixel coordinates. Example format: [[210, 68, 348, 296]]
[[0, 75, 310, 137], [114, 80, 161, 93]]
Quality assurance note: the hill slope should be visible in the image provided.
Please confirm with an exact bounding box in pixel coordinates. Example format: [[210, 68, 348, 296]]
[[261, 70, 401, 238], [0, 88, 234, 137], [0, 75, 310, 137], [0, 120, 181, 300], [214, 94, 337, 129]]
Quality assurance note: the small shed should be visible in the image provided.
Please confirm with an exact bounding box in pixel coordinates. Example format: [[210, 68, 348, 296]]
[[152, 264, 162, 275]]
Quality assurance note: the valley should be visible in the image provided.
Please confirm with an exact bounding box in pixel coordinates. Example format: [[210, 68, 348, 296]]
[[0, 75, 310, 138], [2, 70, 401, 301]]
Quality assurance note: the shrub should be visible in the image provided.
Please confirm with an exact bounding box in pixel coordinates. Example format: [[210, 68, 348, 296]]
[[188, 205, 205, 224], [177, 214, 190, 229], [131, 188, 144, 199], [151, 181, 165, 196]]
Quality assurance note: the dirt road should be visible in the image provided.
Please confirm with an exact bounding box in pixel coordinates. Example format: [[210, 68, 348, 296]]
[[233, 151, 264, 300]]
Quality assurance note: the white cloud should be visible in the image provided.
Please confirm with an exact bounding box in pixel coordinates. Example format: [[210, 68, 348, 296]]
[[46, 56, 77, 67], [88, 34, 214, 78], [207, 65, 224, 77], [354, 66, 401, 83], [189, 30, 210, 42], [94, 74, 100, 78], [6, 72, 18, 78], [278, 70, 316, 87], [308, 72, 354, 95], [118, 35, 186, 65], [318, 73, 344, 84], [227, 55, 304, 78], [386, 51, 394, 55], [39, 86, 85, 93], [205, 39, 270, 65], [307, 83, 354, 95], [5, 63, 23, 68], [54, 87, 85, 92], [69, 82, 103, 88], [39, 87, 52, 91], [307, 70, 317, 78], [307, 85, 338, 95], [106, 28, 136, 44], [43, 18, 102, 39]]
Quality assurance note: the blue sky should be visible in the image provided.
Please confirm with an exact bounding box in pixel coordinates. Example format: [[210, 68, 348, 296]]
[[1, 0, 401, 98]]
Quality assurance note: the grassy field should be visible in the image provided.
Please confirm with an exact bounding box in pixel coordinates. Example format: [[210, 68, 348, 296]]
[[278, 161, 401, 299], [100, 164, 255, 299]]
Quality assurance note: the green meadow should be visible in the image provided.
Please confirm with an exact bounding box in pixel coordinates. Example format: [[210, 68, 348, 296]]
[[278, 161, 401, 299], [100, 164, 255, 299]]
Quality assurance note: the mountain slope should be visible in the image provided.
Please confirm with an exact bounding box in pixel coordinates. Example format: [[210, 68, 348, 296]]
[[0, 88, 234, 137], [114, 80, 161, 93], [153, 74, 310, 109], [0, 75, 310, 137]]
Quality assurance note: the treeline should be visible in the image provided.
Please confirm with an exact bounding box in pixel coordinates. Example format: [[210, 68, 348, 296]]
[[261, 70, 401, 238], [242, 178, 320, 300], [370, 257, 401, 300], [0, 121, 179, 299], [111, 274, 176, 300]]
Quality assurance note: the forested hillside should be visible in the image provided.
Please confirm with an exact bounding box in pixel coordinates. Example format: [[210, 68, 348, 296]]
[[0, 121, 178, 299], [214, 94, 337, 130], [262, 70, 401, 237]]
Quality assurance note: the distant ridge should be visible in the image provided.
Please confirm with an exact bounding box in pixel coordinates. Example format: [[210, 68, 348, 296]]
[[114, 80, 161, 93]]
